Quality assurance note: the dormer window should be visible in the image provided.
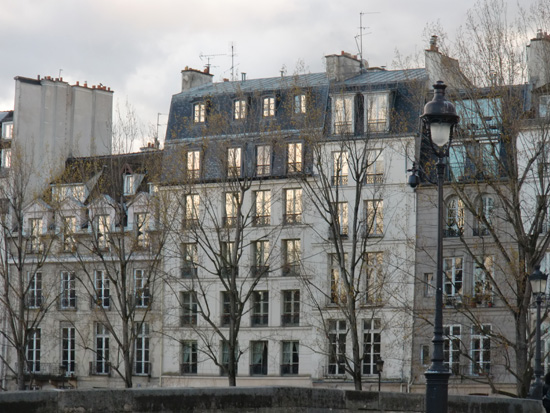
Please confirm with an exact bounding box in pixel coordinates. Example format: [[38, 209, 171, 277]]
[[2, 122, 13, 139], [294, 94, 306, 114], [1, 148, 11, 169], [234, 99, 247, 120], [193, 102, 206, 123], [52, 184, 86, 203], [262, 97, 275, 117], [124, 174, 136, 195], [366, 93, 389, 133], [333, 95, 354, 134]]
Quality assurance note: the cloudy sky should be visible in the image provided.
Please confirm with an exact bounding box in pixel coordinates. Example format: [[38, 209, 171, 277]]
[[0, 0, 525, 147]]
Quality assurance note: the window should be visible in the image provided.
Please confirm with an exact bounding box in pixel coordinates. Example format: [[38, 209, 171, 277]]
[[471, 325, 491, 375], [473, 256, 494, 306], [62, 326, 76, 375], [221, 291, 231, 326], [449, 145, 467, 180], [221, 241, 236, 276], [421, 345, 430, 367], [284, 188, 302, 224], [134, 269, 150, 308], [457, 98, 500, 135], [28, 218, 43, 253], [224, 192, 240, 227], [27, 329, 41, 373], [134, 323, 150, 375], [294, 94, 306, 114], [262, 97, 275, 117], [365, 252, 383, 304], [444, 325, 461, 375], [94, 323, 110, 375], [540, 95, 550, 118], [251, 291, 269, 326], [479, 140, 500, 177], [181, 292, 198, 326], [227, 147, 242, 177], [445, 197, 464, 237], [362, 319, 381, 375], [332, 202, 348, 236], [94, 270, 110, 309], [135, 213, 149, 248], [444, 257, 463, 302], [287, 142, 302, 174], [282, 290, 300, 326], [366, 93, 389, 132], [365, 200, 383, 236], [256, 145, 271, 176], [234, 99, 247, 120], [424, 273, 435, 297], [1, 148, 11, 169], [62, 216, 76, 252], [281, 341, 299, 375], [193, 102, 206, 123], [181, 243, 198, 278], [332, 151, 349, 185], [252, 240, 269, 277], [250, 341, 268, 375], [475, 195, 494, 236], [27, 272, 42, 308], [123, 174, 136, 195], [366, 150, 384, 184], [184, 194, 199, 228], [93, 215, 110, 250], [330, 254, 348, 304], [254, 190, 271, 226], [220, 340, 238, 375], [283, 239, 301, 276], [328, 320, 347, 375], [181, 341, 198, 374], [61, 271, 76, 309], [333, 95, 353, 134], [2, 122, 13, 139], [186, 150, 201, 180]]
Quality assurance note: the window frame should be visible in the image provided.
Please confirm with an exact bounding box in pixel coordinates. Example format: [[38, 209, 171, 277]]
[[251, 291, 269, 327], [287, 142, 303, 174], [193, 102, 206, 123], [362, 319, 381, 375], [281, 341, 299, 375], [284, 188, 303, 224], [134, 323, 150, 375], [256, 145, 271, 176], [282, 290, 300, 326], [262, 96, 276, 118], [61, 271, 76, 309]]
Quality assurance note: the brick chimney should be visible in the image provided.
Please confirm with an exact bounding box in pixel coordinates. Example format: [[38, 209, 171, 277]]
[[424, 35, 469, 90], [527, 29, 550, 89], [181, 66, 213, 92], [325, 51, 364, 82]]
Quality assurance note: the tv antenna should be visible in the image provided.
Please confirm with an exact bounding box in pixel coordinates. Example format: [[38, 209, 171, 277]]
[[356, 11, 380, 70], [199, 52, 226, 72]]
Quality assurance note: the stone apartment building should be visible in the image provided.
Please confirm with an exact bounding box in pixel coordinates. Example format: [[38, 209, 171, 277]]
[[1, 32, 550, 396]]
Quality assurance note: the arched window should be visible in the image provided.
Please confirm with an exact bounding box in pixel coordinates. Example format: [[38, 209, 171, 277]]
[[445, 197, 464, 237]]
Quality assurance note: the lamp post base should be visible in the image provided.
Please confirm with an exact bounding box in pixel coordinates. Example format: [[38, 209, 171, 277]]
[[528, 380, 543, 400], [425, 370, 452, 413]]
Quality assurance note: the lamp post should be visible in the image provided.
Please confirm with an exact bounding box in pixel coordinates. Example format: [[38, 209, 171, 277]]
[[412, 81, 459, 413], [529, 265, 548, 399], [376, 357, 385, 392]]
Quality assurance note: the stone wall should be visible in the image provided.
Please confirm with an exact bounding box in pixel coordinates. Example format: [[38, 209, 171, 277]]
[[0, 386, 543, 413]]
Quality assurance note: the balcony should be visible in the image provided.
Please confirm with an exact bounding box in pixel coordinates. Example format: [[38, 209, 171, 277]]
[[281, 313, 299, 326], [251, 265, 269, 278], [180, 363, 197, 375], [89, 361, 111, 376], [180, 314, 198, 327], [253, 215, 271, 226], [19, 362, 76, 378], [473, 227, 490, 237], [181, 266, 198, 278], [249, 363, 267, 375], [133, 361, 151, 376], [365, 174, 384, 184], [280, 363, 299, 375], [251, 314, 268, 327], [329, 226, 349, 239], [331, 175, 349, 186], [443, 227, 463, 238], [282, 264, 300, 277], [283, 213, 302, 225]]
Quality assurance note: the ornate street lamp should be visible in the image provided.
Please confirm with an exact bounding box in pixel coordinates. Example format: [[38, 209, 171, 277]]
[[413, 81, 459, 413], [529, 265, 548, 399], [376, 357, 385, 392]]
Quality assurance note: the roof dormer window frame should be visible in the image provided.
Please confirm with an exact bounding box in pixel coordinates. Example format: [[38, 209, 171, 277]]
[[332, 94, 354, 135], [262, 96, 276, 118], [364, 92, 390, 133], [2, 122, 13, 140], [234, 98, 248, 120], [193, 102, 206, 124]]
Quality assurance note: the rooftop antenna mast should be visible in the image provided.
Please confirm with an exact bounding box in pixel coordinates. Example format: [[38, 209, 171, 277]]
[[229, 42, 237, 81], [199, 52, 226, 72], [356, 11, 379, 71]]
